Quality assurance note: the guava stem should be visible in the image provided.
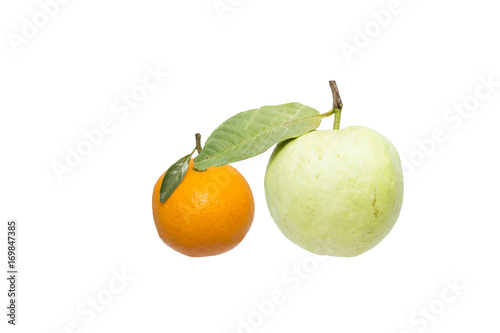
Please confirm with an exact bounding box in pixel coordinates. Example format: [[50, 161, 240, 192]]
[[333, 108, 342, 130], [329, 80, 343, 130], [195, 133, 202, 154]]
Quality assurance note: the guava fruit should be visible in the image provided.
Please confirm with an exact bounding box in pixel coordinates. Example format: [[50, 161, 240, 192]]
[[264, 126, 403, 257]]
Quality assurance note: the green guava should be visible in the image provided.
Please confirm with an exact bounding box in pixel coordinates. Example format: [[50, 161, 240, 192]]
[[264, 126, 404, 257]]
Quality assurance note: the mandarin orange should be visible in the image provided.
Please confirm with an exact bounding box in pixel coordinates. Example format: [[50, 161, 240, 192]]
[[152, 160, 254, 257]]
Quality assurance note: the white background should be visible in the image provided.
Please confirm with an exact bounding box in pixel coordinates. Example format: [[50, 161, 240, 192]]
[[1, 0, 499, 332]]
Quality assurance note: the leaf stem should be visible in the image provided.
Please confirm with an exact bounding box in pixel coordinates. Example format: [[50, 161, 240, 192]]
[[195, 133, 202, 154], [330, 81, 343, 130], [319, 108, 335, 118]]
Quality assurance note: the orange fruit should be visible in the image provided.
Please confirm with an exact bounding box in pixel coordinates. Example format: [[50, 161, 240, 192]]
[[152, 160, 254, 257]]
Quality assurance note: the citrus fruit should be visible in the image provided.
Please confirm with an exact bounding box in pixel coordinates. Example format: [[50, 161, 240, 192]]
[[264, 127, 404, 257], [152, 160, 254, 257]]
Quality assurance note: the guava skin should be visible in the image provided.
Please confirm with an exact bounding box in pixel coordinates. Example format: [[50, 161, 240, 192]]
[[264, 126, 404, 257]]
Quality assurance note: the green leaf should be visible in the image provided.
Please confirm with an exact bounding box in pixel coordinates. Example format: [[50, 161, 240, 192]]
[[160, 150, 195, 203], [194, 103, 325, 171]]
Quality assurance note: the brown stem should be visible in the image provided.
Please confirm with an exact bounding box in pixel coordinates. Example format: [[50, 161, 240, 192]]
[[195, 133, 202, 154], [330, 80, 343, 110], [329, 81, 343, 130]]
